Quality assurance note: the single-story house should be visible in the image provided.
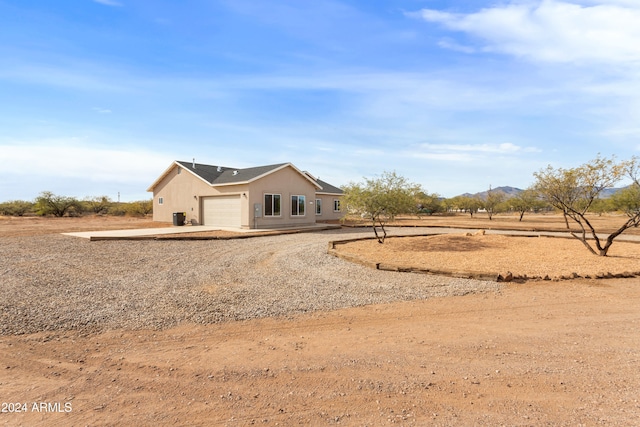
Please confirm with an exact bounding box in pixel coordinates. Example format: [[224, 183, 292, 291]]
[[147, 160, 344, 229]]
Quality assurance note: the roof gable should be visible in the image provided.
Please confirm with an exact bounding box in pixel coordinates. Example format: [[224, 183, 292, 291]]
[[148, 160, 329, 191]]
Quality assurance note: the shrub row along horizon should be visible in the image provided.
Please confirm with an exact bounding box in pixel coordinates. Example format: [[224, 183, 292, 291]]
[[0, 192, 153, 217]]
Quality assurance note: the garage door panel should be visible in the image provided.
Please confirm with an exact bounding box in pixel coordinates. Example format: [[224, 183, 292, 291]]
[[203, 196, 241, 227]]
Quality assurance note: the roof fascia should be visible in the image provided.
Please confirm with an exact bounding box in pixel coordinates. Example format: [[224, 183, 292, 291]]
[[210, 180, 250, 187], [147, 161, 178, 192], [147, 161, 212, 192]]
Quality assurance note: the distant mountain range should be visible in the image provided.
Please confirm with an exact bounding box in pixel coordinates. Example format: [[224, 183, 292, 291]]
[[457, 186, 626, 200], [458, 186, 524, 200]]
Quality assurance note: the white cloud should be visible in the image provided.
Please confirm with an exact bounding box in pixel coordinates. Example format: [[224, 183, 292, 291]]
[[0, 61, 131, 93], [436, 38, 475, 54], [0, 139, 169, 185], [416, 142, 540, 154], [403, 142, 542, 164], [414, 1, 640, 65], [93, 0, 122, 7]]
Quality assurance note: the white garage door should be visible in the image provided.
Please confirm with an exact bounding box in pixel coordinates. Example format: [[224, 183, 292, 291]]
[[202, 196, 241, 227]]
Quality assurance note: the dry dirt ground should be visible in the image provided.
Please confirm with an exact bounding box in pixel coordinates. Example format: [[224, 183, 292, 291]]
[[335, 233, 640, 281], [1, 215, 640, 426]]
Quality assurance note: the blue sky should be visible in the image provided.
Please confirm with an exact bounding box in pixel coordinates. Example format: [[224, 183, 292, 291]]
[[1, 0, 639, 202]]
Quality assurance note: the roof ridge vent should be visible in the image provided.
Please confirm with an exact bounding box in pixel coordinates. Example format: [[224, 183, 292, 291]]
[[232, 170, 239, 176], [217, 166, 222, 172]]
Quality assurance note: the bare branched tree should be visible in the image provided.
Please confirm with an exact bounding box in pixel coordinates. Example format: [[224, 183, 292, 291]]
[[35, 191, 81, 217], [508, 187, 544, 221], [484, 188, 505, 221], [534, 155, 640, 256]]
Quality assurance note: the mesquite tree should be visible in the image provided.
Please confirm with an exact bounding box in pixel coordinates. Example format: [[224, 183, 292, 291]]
[[533, 155, 640, 256], [509, 187, 545, 221], [35, 191, 82, 217], [342, 171, 423, 243], [484, 188, 505, 220]]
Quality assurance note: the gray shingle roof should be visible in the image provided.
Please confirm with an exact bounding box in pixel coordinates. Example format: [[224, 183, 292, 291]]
[[176, 161, 289, 185], [316, 178, 343, 194], [170, 161, 343, 193]]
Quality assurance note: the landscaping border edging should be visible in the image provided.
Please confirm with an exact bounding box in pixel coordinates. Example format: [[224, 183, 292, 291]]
[[327, 234, 640, 283]]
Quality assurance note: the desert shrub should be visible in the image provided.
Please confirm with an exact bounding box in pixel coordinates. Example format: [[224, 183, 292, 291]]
[[124, 200, 153, 216], [106, 201, 153, 217], [0, 200, 35, 216], [83, 196, 113, 215], [35, 192, 82, 217], [107, 204, 127, 216]]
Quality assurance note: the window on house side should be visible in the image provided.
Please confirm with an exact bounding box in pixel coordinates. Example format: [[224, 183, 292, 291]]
[[158, 197, 164, 205], [291, 195, 305, 216], [333, 199, 340, 212], [264, 194, 281, 216], [316, 199, 322, 215]]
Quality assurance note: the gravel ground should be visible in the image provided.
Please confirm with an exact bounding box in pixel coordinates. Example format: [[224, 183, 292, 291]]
[[1, 228, 501, 335]]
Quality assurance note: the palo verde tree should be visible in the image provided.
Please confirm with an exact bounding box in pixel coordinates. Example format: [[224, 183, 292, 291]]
[[533, 155, 640, 256], [342, 171, 423, 243]]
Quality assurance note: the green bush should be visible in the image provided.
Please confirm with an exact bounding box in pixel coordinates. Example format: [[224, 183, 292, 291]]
[[107, 204, 128, 216], [35, 191, 82, 217], [83, 196, 113, 215], [125, 200, 153, 216], [0, 200, 35, 216]]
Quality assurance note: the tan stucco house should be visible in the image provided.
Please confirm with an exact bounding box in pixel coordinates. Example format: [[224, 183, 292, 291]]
[[147, 160, 344, 229]]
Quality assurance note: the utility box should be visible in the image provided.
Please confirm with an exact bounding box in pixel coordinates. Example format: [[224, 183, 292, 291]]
[[173, 212, 186, 226], [254, 203, 262, 218]]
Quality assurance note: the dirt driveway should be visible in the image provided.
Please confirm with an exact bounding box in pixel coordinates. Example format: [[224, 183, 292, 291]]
[[1, 216, 639, 426]]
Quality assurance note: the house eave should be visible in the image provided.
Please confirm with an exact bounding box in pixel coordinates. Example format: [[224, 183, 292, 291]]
[[147, 161, 179, 192], [147, 161, 215, 192], [210, 181, 251, 187], [316, 191, 343, 196]]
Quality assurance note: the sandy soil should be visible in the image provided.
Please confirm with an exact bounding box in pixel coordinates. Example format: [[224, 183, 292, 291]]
[[1, 215, 640, 426], [335, 233, 640, 280], [0, 215, 165, 237], [375, 212, 640, 235]]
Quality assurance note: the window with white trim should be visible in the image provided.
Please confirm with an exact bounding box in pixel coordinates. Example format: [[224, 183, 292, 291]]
[[158, 197, 164, 205], [291, 195, 305, 216], [315, 199, 322, 215], [264, 194, 281, 216], [333, 199, 341, 212]]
